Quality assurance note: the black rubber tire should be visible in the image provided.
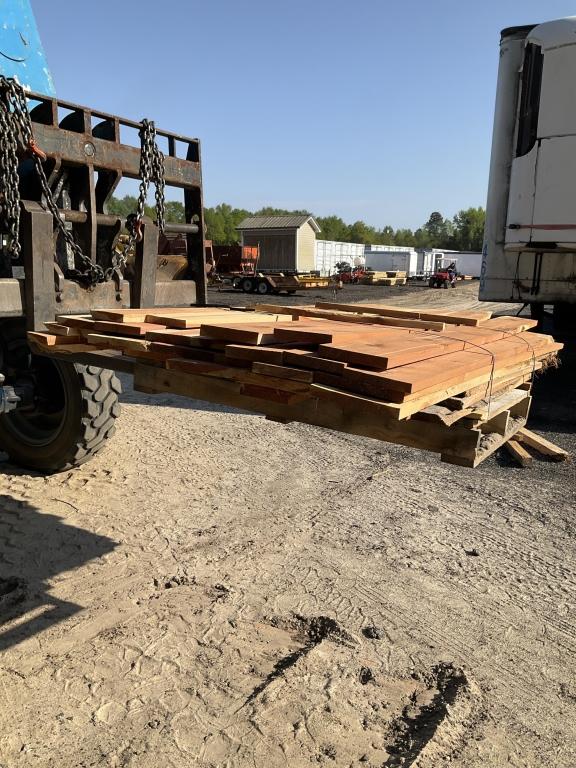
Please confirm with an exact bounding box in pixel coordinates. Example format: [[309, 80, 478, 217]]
[[241, 278, 254, 293], [428, 278, 435, 288], [0, 357, 121, 473], [257, 280, 271, 295]]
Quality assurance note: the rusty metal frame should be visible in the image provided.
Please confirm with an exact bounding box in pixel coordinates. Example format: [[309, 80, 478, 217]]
[[0, 91, 207, 329]]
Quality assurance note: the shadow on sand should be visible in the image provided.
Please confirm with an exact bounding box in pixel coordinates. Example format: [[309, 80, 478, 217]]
[[0, 492, 117, 652]]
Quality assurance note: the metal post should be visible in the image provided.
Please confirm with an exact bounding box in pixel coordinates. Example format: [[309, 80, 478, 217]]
[[20, 201, 56, 330], [132, 220, 158, 308]]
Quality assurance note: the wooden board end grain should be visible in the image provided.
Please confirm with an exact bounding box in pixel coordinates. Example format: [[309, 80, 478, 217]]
[[505, 439, 533, 467]]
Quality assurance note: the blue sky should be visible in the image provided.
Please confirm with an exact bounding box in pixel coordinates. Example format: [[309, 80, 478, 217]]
[[33, 1, 576, 230]]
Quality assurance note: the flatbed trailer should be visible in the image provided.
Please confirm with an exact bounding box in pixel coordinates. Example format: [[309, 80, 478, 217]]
[[233, 272, 333, 295]]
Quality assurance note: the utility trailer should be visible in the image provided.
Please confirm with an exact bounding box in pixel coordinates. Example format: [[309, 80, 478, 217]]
[[481, 16, 576, 327], [0, 83, 207, 470], [234, 271, 333, 295]]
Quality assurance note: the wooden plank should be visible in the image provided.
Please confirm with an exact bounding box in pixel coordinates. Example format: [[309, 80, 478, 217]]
[[515, 428, 569, 461], [165, 357, 311, 393], [148, 342, 210, 361], [479, 410, 510, 436], [318, 336, 466, 370], [273, 322, 406, 346], [343, 333, 561, 395], [28, 331, 83, 346], [505, 440, 533, 467], [410, 404, 475, 427], [55, 315, 96, 330], [44, 322, 82, 337], [319, 359, 545, 421], [441, 415, 528, 467], [35, 346, 135, 374], [441, 369, 538, 409], [272, 326, 333, 344], [479, 316, 539, 333], [240, 384, 310, 405], [464, 388, 529, 421], [251, 362, 314, 383], [224, 345, 288, 365], [92, 307, 215, 323], [144, 311, 295, 329], [30, 342, 104, 354], [85, 333, 150, 352], [435, 326, 522, 344], [310, 382, 403, 419], [93, 321, 167, 337], [200, 324, 277, 345], [254, 304, 446, 331], [132, 364, 482, 457], [283, 350, 347, 375], [144, 328, 202, 343], [314, 301, 492, 326]]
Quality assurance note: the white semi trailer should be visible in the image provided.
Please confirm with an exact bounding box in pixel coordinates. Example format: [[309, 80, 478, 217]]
[[481, 17, 576, 325]]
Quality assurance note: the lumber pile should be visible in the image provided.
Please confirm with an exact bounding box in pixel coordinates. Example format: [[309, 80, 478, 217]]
[[27, 302, 565, 468], [504, 427, 569, 467], [361, 270, 407, 286]]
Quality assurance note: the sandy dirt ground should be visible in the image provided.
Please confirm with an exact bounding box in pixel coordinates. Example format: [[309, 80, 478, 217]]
[[0, 283, 574, 767]]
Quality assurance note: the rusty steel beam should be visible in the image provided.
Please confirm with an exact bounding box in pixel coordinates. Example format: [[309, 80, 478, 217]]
[[1, 91, 206, 326], [32, 123, 201, 189]]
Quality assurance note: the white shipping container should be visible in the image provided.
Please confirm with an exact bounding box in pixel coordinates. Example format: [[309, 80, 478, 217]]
[[452, 252, 482, 277], [416, 250, 435, 275], [428, 250, 482, 277], [364, 249, 418, 276], [315, 240, 365, 275], [366, 243, 414, 253]]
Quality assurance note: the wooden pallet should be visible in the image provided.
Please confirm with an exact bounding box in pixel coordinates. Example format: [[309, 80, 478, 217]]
[[27, 303, 565, 467]]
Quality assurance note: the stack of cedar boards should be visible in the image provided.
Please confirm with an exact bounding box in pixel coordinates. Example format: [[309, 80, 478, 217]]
[[361, 271, 407, 286], [27, 302, 564, 468]]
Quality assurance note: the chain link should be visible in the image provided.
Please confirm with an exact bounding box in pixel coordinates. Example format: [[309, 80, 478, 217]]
[[118, 118, 166, 277], [0, 81, 27, 262], [0, 76, 166, 286]]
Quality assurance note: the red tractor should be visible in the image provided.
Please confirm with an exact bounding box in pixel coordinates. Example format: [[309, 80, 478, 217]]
[[334, 265, 366, 284], [429, 260, 457, 289]]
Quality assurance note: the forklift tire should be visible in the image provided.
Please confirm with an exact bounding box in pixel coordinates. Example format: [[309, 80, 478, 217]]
[[443, 280, 449, 288], [241, 278, 254, 293], [0, 352, 121, 473], [428, 278, 435, 288]]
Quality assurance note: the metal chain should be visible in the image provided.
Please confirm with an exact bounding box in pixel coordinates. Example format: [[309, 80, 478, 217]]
[[0, 76, 166, 286], [119, 119, 166, 276], [0, 86, 23, 262], [0, 75, 105, 284]]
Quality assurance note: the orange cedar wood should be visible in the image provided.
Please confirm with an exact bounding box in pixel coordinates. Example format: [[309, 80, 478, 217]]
[[342, 333, 560, 394]]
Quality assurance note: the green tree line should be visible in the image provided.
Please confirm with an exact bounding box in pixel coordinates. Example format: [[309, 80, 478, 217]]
[[108, 196, 485, 252]]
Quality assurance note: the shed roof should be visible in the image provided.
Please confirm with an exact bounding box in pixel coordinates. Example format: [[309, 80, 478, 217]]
[[237, 215, 320, 233]]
